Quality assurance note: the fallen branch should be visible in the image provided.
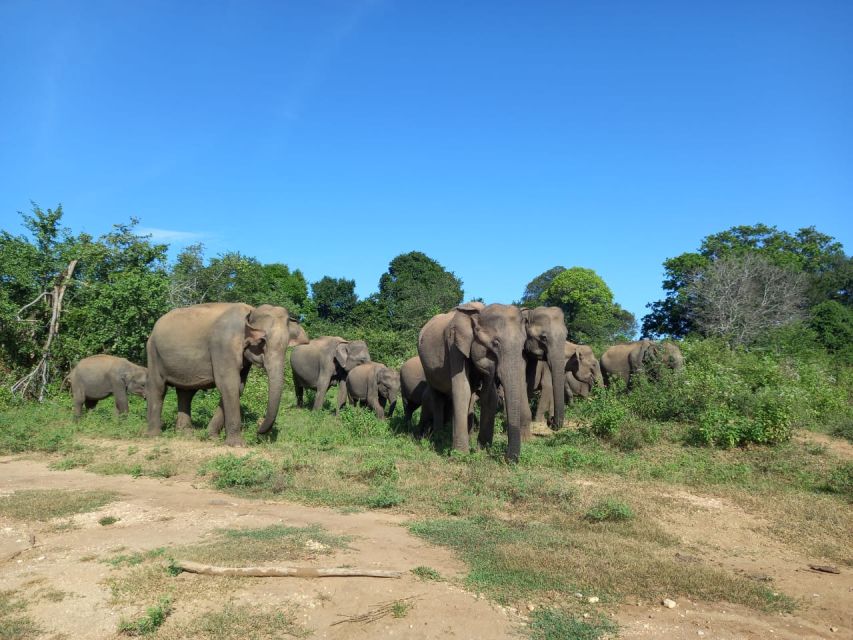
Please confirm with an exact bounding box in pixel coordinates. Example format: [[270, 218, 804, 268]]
[[808, 564, 840, 575], [332, 595, 419, 626], [174, 559, 401, 578]]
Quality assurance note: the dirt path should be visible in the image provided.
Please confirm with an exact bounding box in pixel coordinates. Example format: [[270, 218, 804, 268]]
[[0, 458, 520, 639]]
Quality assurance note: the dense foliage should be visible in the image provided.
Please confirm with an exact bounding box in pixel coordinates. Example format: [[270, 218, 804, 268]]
[[642, 224, 852, 350]]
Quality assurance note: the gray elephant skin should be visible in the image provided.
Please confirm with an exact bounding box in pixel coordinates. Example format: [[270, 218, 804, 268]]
[[146, 303, 293, 446], [522, 306, 568, 433], [338, 362, 400, 419], [290, 337, 371, 410], [418, 303, 528, 462], [600, 339, 684, 386], [531, 342, 600, 422], [69, 354, 147, 419]]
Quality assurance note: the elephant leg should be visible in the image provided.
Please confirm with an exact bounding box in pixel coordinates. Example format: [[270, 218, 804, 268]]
[[294, 382, 304, 408], [207, 402, 225, 437], [111, 380, 129, 416], [449, 357, 472, 454], [145, 370, 167, 437], [175, 388, 196, 432], [422, 391, 442, 440], [85, 398, 98, 410], [477, 381, 497, 448], [403, 399, 416, 429], [312, 373, 333, 411], [335, 382, 347, 416], [532, 367, 552, 435], [72, 388, 86, 421], [213, 366, 244, 447]]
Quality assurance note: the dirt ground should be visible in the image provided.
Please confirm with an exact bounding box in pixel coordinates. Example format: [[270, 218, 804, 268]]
[[1, 450, 851, 639]]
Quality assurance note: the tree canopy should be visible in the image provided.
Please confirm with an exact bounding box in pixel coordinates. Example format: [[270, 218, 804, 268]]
[[539, 267, 635, 344]]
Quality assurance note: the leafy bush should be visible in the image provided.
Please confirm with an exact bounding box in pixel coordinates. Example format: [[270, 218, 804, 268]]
[[824, 463, 853, 501], [118, 596, 172, 636]]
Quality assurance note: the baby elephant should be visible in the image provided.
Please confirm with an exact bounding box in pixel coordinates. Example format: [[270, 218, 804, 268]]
[[337, 362, 400, 420], [68, 355, 147, 420]]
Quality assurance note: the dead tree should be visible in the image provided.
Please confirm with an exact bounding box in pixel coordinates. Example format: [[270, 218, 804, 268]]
[[11, 259, 78, 401]]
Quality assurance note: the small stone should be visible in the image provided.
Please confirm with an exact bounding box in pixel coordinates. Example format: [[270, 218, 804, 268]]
[[830, 627, 838, 633], [663, 598, 677, 609], [698, 632, 705, 637], [583, 613, 590, 619], [574, 592, 583, 599], [587, 596, 599, 604], [527, 604, 535, 612]]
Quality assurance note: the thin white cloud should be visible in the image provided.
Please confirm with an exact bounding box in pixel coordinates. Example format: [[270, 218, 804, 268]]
[[138, 227, 208, 243]]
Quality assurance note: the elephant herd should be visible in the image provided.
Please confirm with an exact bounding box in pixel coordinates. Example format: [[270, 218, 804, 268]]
[[67, 301, 683, 460]]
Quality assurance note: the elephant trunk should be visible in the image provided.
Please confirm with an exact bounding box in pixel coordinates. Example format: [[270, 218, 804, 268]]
[[548, 349, 566, 430], [387, 396, 398, 419], [499, 357, 527, 463], [257, 349, 285, 434]]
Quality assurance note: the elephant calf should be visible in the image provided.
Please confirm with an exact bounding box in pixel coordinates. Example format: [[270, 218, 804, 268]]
[[338, 362, 400, 419], [290, 337, 371, 411], [600, 339, 684, 387], [68, 355, 147, 420]]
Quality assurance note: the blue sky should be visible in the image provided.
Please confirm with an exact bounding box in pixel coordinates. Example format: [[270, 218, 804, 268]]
[[1, 0, 851, 325]]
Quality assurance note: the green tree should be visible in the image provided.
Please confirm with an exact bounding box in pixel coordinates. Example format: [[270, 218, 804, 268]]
[[378, 251, 463, 331], [809, 300, 853, 361], [539, 267, 635, 343], [521, 266, 565, 306], [311, 276, 357, 322], [643, 224, 849, 338]]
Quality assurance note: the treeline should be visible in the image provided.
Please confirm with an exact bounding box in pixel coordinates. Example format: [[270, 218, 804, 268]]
[[1, 204, 851, 403]]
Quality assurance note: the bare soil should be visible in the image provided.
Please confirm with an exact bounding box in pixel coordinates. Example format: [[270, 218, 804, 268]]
[[1, 449, 851, 639]]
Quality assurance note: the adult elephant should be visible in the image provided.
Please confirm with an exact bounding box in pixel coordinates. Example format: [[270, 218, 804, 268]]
[[68, 355, 147, 420], [146, 303, 292, 446], [531, 342, 600, 423], [600, 339, 684, 386], [290, 337, 371, 410], [338, 362, 400, 419], [522, 306, 568, 433], [418, 303, 528, 462]]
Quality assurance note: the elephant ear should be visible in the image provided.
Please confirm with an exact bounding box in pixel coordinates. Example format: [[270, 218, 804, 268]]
[[243, 321, 267, 349], [449, 305, 480, 358], [334, 341, 350, 369]]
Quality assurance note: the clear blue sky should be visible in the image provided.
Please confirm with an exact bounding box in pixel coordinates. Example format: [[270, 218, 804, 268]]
[[1, 1, 851, 326]]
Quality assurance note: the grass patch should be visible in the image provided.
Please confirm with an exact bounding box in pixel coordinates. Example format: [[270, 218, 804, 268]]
[[584, 498, 634, 523], [411, 566, 443, 581], [157, 602, 307, 639], [174, 524, 351, 566], [0, 589, 42, 639], [104, 548, 167, 568], [118, 595, 172, 636], [410, 514, 792, 612], [0, 489, 118, 521], [99, 515, 120, 526], [529, 608, 616, 640]]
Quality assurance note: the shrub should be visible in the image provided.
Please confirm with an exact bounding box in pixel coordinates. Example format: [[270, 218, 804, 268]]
[[824, 463, 853, 501], [118, 596, 172, 636]]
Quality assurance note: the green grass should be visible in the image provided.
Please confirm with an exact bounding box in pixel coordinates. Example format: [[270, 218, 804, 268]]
[[103, 548, 167, 568], [99, 515, 120, 526], [117, 596, 172, 636], [0, 489, 119, 521], [0, 589, 42, 639], [411, 566, 443, 581], [584, 498, 634, 523], [173, 524, 351, 566], [529, 609, 616, 640], [156, 602, 307, 640]]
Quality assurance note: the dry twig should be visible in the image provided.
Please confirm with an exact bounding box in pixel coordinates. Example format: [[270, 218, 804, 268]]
[[174, 559, 401, 578], [332, 595, 419, 626]]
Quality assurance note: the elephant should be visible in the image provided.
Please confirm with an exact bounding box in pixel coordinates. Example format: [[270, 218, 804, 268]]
[[400, 355, 477, 437], [522, 306, 568, 433], [288, 321, 310, 347], [290, 337, 371, 411], [565, 351, 603, 399], [146, 303, 293, 446], [600, 339, 684, 386], [530, 342, 600, 423], [418, 302, 528, 462], [68, 355, 147, 419], [400, 356, 429, 429], [337, 362, 400, 419]]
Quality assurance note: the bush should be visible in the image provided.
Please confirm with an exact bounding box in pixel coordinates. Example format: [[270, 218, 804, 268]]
[[824, 463, 853, 501]]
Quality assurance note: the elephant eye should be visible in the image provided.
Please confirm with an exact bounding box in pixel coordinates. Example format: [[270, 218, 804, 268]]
[[540, 333, 547, 342], [491, 337, 501, 349]]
